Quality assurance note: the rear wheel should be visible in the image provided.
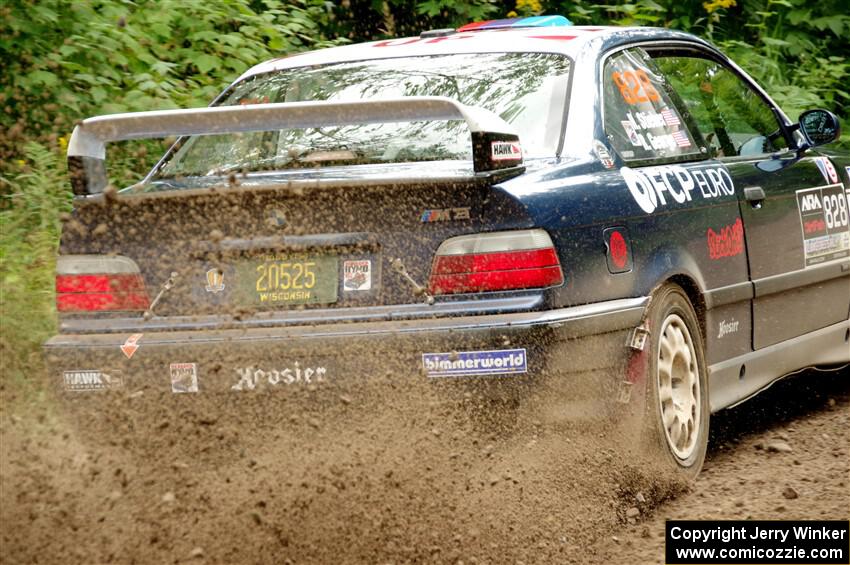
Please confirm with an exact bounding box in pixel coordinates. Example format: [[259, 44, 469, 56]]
[[645, 283, 709, 478]]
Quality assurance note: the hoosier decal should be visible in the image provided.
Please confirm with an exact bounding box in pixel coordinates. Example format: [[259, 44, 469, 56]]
[[796, 184, 850, 267], [422, 348, 527, 377], [63, 370, 123, 392], [231, 363, 328, 391], [717, 318, 740, 338]]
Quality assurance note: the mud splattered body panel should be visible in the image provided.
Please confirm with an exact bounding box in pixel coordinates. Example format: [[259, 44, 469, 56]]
[[47, 25, 850, 414]]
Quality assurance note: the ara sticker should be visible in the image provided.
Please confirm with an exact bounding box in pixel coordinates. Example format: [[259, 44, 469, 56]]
[[205, 268, 225, 293], [170, 363, 199, 393], [422, 348, 527, 378], [814, 157, 839, 184], [343, 260, 372, 291], [63, 370, 123, 392], [706, 218, 744, 260], [796, 184, 850, 267], [231, 363, 328, 391], [491, 141, 522, 161], [121, 333, 143, 359], [592, 140, 615, 169]]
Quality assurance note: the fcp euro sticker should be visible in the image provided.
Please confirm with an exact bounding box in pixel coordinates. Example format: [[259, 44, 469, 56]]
[[422, 348, 527, 378]]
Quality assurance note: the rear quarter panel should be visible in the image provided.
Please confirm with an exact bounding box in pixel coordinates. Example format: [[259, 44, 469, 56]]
[[500, 156, 752, 366]]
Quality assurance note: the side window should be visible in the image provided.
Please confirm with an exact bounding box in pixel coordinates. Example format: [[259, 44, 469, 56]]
[[652, 55, 788, 158], [603, 49, 702, 162]]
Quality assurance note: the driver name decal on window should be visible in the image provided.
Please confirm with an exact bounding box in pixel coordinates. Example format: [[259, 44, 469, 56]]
[[603, 50, 701, 162]]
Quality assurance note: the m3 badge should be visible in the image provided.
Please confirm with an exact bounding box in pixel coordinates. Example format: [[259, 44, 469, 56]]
[[205, 269, 225, 293]]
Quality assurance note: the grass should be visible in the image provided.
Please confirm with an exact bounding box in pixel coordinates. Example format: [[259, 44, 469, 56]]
[[0, 143, 70, 395]]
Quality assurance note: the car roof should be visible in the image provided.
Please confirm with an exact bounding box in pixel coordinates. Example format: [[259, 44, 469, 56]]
[[237, 25, 712, 82]]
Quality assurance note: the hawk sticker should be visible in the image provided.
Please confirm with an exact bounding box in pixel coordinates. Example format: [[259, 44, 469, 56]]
[[490, 141, 522, 162], [63, 370, 123, 392]]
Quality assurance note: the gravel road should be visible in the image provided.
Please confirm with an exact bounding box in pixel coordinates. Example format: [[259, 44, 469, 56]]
[[1, 366, 847, 564]]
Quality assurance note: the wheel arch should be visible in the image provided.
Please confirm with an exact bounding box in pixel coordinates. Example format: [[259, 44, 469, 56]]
[[665, 273, 708, 343], [637, 247, 709, 342]]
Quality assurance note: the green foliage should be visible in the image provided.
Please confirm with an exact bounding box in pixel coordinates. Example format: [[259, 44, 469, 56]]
[[0, 0, 342, 167], [546, 0, 849, 136], [0, 143, 71, 381]]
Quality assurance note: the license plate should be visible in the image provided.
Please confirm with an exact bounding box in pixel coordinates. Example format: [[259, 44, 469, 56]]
[[236, 253, 338, 306]]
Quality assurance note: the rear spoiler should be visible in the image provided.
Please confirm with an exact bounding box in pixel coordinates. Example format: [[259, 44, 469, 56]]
[[66, 96, 523, 195]]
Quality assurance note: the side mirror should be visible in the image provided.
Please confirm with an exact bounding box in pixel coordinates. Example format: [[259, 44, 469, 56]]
[[797, 109, 841, 148]]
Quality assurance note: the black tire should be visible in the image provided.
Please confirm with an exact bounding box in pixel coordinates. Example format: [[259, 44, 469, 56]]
[[643, 283, 710, 479]]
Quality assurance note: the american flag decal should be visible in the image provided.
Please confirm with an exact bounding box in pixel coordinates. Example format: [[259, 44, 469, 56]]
[[661, 108, 680, 127], [672, 130, 691, 148]]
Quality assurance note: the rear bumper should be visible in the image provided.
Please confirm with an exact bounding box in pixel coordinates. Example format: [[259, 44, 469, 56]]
[[44, 297, 647, 395]]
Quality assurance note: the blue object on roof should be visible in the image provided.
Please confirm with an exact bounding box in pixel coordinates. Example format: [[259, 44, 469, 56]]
[[457, 15, 573, 32]]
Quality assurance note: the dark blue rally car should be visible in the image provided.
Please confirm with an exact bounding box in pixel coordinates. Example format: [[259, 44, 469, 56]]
[[46, 16, 850, 476]]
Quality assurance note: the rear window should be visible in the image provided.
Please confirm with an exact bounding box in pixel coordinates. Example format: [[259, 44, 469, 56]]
[[603, 48, 702, 163], [153, 53, 571, 181]]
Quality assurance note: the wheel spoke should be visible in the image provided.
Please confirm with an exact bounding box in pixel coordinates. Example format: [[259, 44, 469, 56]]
[[669, 415, 682, 445], [678, 420, 689, 449], [660, 336, 674, 363], [663, 404, 677, 429], [659, 382, 673, 403]]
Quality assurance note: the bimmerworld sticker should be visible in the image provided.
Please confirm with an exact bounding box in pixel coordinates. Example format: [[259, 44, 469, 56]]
[[170, 363, 199, 393], [422, 348, 528, 378], [796, 184, 850, 267], [63, 370, 123, 392], [343, 260, 371, 291], [491, 141, 522, 161]]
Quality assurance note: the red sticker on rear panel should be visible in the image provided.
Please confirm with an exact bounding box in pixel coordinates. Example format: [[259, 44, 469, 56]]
[[609, 231, 628, 269]]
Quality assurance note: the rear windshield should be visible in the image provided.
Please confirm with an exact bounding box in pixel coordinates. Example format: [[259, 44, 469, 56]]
[[153, 52, 571, 180]]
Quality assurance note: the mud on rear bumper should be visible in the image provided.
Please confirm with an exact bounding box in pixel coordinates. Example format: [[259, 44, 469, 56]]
[[44, 298, 648, 396]]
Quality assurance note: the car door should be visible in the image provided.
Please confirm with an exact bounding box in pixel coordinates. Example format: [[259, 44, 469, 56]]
[[601, 47, 752, 366], [651, 47, 850, 350]]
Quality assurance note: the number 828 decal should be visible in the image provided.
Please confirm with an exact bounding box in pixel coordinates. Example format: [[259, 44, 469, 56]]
[[612, 69, 661, 105], [796, 184, 850, 268]]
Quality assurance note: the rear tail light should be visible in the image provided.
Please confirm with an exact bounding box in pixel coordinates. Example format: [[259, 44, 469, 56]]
[[428, 229, 564, 295], [56, 255, 150, 313]]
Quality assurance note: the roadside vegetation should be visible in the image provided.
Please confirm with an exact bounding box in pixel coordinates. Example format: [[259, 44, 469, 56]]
[[1, 0, 848, 388]]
